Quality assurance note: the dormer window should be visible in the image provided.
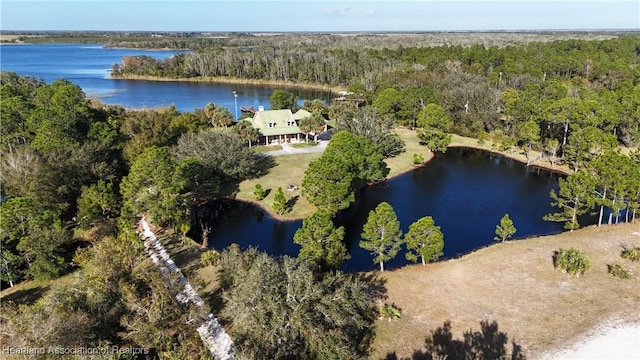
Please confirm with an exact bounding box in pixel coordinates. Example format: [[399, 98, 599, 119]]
[[268, 122, 275, 128], [286, 121, 292, 127]]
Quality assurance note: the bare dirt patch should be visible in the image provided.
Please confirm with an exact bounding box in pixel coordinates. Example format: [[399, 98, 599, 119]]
[[372, 223, 640, 359]]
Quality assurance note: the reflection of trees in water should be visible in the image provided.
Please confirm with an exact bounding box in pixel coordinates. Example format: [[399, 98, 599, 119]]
[[386, 320, 526, 360], [192, 200, 266, 241], [272, 222, 288, 253]]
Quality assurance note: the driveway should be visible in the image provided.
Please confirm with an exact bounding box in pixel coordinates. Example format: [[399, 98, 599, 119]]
[[264, 140, 328, 156]]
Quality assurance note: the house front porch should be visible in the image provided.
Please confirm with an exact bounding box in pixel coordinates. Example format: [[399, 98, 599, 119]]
[[264, 133, 305, 145]]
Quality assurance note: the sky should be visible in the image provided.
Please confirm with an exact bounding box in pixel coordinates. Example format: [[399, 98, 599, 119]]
[[1, 0, 639, 32]]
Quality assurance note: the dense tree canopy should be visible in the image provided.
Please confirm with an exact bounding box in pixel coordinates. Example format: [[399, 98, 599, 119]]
[[269, 89, 297, 110], [1, 235, 207, 357], [172, 129, 263, 181], [120, 146, 187, 227], [334, 106, 406, 158], [217, 247, 375, 359], [302, 131, 388, 214], [0, 197, 69, 282]]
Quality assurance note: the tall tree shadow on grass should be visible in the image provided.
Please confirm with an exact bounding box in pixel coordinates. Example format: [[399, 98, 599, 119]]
[[252, 153, 276, 178], [285, 195, 299, 212], [386, 320, 525, 360], [359, 272, 388, 303], [217, 154, 275, 198], [0, 285, 51, 306]]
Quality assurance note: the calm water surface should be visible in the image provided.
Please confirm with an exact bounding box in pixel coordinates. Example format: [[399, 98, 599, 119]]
[[206, 148, 567, 272], [0, 43, 332, 113]]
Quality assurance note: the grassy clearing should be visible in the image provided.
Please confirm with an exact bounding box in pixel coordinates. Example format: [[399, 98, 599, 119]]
[[0, 272, 77, 305], [290, 142, 318, 149], [385, 127, 434, 178], [236, 152, 323, 220], [252, 144, 282, 153], [371, 222, 640, 359]]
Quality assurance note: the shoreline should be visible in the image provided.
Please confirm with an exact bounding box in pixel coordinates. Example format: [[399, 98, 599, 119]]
[[447, 133, 573, 176], [110, 74, 345, 94], [232, 138, 569, 222], [449, 143, 573, 176]]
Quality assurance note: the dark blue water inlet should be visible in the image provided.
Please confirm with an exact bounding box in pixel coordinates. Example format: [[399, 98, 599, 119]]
[[205, 148, 569, 272]]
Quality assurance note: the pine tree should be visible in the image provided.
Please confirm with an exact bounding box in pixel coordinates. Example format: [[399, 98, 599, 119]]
[[360, 202, 403, 272], [293, 211, 349, 270], [544, 170, 596, 231], [405, 216, 444, 265], [253, 183, 266, 201], [494, 214, 517, 242], [272, 186, 287, 215]]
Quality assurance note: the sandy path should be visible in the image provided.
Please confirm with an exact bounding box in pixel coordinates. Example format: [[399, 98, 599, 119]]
[[543, 322, 640, 359]]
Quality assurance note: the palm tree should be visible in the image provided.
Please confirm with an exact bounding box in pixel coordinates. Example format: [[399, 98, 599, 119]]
[[299, 113, 326, 142], [233, 119, 260, 148]]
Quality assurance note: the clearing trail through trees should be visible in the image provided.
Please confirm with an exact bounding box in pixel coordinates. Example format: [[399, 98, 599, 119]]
[[139, 217, 233, 360]]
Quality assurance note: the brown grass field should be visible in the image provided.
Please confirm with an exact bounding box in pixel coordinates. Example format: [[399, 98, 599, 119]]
[[371, 222, 640, 359]]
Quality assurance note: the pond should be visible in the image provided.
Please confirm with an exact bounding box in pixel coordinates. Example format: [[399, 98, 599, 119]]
[[204, 147, 571, 272]]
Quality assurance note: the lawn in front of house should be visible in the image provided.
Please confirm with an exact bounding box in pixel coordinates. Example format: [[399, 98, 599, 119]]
[[235, 152, 323, 220], [290, 141, 319, 149], [252, 144, 283, 153], [235, 128, 430, 219]]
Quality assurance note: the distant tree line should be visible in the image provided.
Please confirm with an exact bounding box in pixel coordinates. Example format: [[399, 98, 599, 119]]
[[112, 35, 640, 149], [111, 34, 639, 89]]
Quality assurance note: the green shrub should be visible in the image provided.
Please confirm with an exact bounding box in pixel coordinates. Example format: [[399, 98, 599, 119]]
[[477, 131, 487, 145], [380, 303, 402, 321], [554, 248, 590, 276], [607, 263, 632, 279], [201, 249, 220, 266], [253, 183, 266, 201], [621, 247, 640, 262], [412, 153, 425, 165]]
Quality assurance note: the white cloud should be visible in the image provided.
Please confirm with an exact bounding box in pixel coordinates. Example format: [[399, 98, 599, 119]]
[[361, 8, 376, 17], [326, 6, 351, 15]]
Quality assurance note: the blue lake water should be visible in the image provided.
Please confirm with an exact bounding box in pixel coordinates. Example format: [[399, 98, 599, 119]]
[[0, 43, 332, 114], [205, 148, 567, 272]]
